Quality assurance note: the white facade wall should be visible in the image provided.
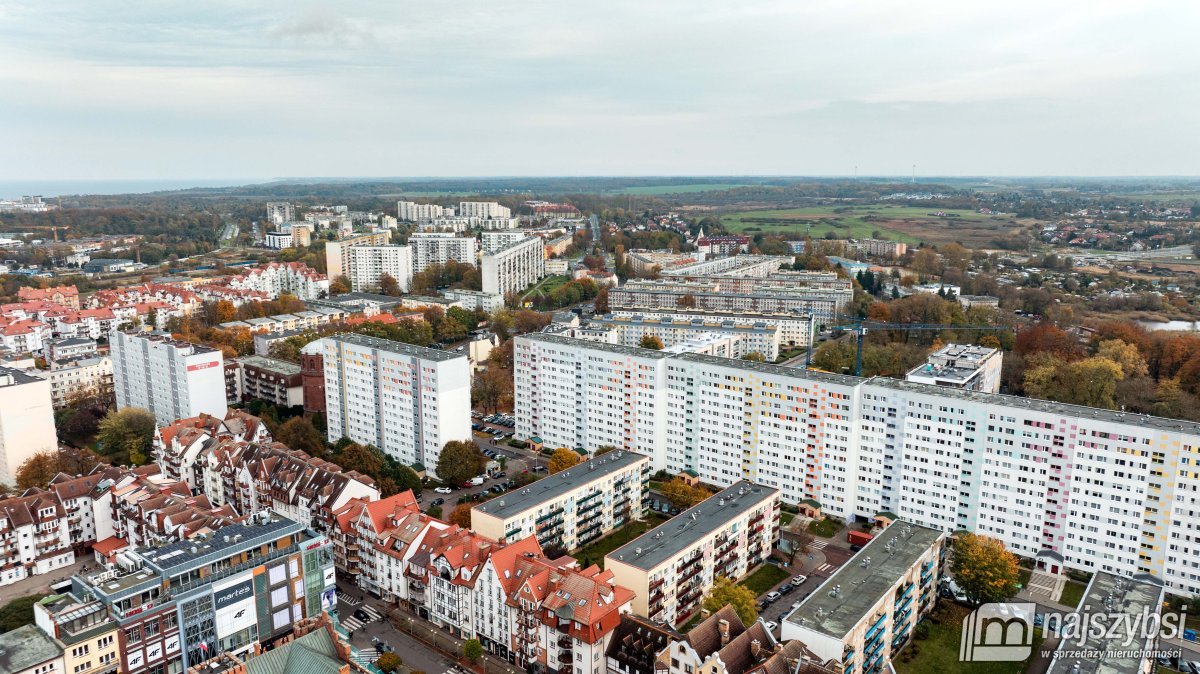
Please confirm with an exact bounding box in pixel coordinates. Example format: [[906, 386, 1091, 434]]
[[110, 331, 227, 425], [0, 369, 58, 486], [459, 202, 512, 219], [409, 233, 479, 273], [481, 238, 545, 296], [398, 201, 450, 222], [347, 245, 413, 293]]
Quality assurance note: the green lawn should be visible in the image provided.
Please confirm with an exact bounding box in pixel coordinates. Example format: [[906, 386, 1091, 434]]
[[719, 204, 998, 242], [894, 603, 1042, 674], [521, 274, 571, 299], [615, 183, 759, 195], [739, 564, 790, 596], [1059, 580, 1087, 609], [572, 513, 668, 568], [808, 518, 844, 538], [781, 512, 795, 527]]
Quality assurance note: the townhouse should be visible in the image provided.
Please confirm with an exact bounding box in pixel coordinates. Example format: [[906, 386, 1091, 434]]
[[781, 522, 946, 674], [35, 592, 121, 674], [604, 481, 780, 627], [514, 333, 1200, 598], [471, 450, 650, 551], [0, 490, 76, 585], [656, 606, 830, 674]]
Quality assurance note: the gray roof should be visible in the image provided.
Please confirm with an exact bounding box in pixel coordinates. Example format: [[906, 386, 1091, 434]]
[[783, 521, 943, 639], [50, 337, 96, 347], [1046, 572, 1164, 674], [520, 332, 672, 360], [326, 333, 465, 362], [473, 450, 648, 520], [139, 513, 303, 576], [0, 365, 46, 386], [0, 624, 64, 673], [606, 481, 777, 571], [236, 355, 302, 376]]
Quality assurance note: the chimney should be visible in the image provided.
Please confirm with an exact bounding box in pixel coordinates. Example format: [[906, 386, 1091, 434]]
[[750, 639, 761, 658], [718, 619, 730, 645]]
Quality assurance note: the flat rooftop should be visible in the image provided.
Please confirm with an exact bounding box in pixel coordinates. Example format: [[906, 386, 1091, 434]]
[[0, 365, 46, 386], [606, 481, 777, 571], [327, 332, 465, 362], [1046, 572, 1164, 674], [139, 512, 303, 576], [473, 450, 648, 520], [521, 332, 672, 360], [236, 355, 302, 375], [783, 521, 943, 639]]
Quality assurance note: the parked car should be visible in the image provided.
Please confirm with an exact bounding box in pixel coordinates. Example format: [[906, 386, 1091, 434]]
[[434, 486, 453, 494], [353, 608, 371, 622], [430, 497, 445, 506], [792, 575, 808, 585], [764, 621, 778, 633], [494, 471, 506, 478], [765, 591, 782, 602], [533, 466, 547, 472], [778, 583, 794, 595]]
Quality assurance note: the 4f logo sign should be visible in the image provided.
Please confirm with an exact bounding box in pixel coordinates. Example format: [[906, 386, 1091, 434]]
[[234, 609, 246, 619], [960, 603, 1035, 662]]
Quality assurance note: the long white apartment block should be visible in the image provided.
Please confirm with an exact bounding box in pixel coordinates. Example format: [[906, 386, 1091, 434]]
[[319, 333, 471, 470], [481, 237, 545, 296], [659, 255, 791, 278], [608, 307, 814, 349], [588, 314, 782, 360], [481, 230, 530, 254], [459, 201, 512, 219], [325, 231, 391, 279], [398, 201, 451, 222], [610, 280, 850, 328], [409, 232, 479, 273], [110, 330, 226, 425], [347, 245, 413, 293], [514, 332, 1200, 597]]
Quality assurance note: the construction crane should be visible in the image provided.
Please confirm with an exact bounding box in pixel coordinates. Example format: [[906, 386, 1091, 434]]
[[813, 321, 1010, 377]]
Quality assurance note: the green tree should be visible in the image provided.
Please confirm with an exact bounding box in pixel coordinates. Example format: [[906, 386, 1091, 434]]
[[951, 533, 1021, 605], [702, 577, 758, 626], [638, 334, 664, 350], [392, 464, 424, 495], [463, 639, 483, 663], [330, 275, 351, 295], [15, 451, 62, 489], [742, 352, 765, 362], [436, 441, 486, 486], [375, 653, 402, 673], [548, 447, 582, 474], [335, 443, 386, 477], [1096, 339, 1148, 378], [97, 407, 157, 465], [276, 416, 326, 456]]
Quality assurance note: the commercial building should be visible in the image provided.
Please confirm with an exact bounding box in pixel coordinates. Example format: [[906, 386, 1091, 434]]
[[481, 237, 545, 296], [68, 511, 336, 674], [781, 522, 945, 673], [605, 481, 779, 626], [588, 314, 782, 361], [608, 308, 814, 350], [324, 231, 392, 279], [409, 232, 479, 272], [319, 333, 472, 469], [34, 592, 121, 674], [0, 367, 59, 485], [346, 245, 413, 293], [472, 450, 650, 550], [111, 331, 227, 425], [904, 343, 1002, 393]]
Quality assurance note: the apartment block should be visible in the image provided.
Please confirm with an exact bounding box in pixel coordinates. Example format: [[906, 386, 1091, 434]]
[[0, 490, 75, 585], [605, 481, 780, 626], [847, 238, 908, 258], [444, 289, 505, 313], [346, 245, 413, 293], [226, 355, 303, 407], [409, 232, 479, 272], [1045, 572, 1164, 674], [397, 200, 450, 222], [471, 450, 650, 550], [608, 308, 814, 349], [904, 343, 1002, 393], [265, 202, 295, 225], [46, 355, 113, 408], [35, 592, 121, 674], [110, 331, 226, 425], [481, 237, 545, 296], [324, 231, 391, 279], [0, 367, 59, 485], [319, 333, 472, 469], [781, 522, 945, 674], [459, 201, 512, 219], [482, 230, 530, 254], [225, 261, 329, 300], [588, 314, 782, 361], [659, 255, 790, 278], [609, 283, 847, 328], [69, 511, 336, 674], [0, 625, 65, 674]]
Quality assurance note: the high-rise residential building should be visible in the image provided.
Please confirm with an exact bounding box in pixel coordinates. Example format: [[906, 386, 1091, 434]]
[[587, 314, 783, 361], [481, 230, 530, 253], [659, 255, 791, 278], [609, 281, 849, 328], [318, 334, 471, 469], [324, 231, 391, 279], [397, 200, 450, 222], [514, 333, 1200, 598], [471, 450, 651, 550], [265, 202, 295, 225], [781, 521, 945, 672], [0, 367, 61, 485], [409, 232, 479, 272], [110, 331, 227, 425], [459, 201, 511, 219], [481, 237, 545, 296], [607, 307, 814, 349], [604, 481, 780, 626], [346, 245, 413, 292], [904, 343, 1002, 393]]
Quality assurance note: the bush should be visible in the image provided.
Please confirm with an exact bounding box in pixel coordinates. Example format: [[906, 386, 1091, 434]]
[[376, 652, 402, 673], [507, 438, 528, 449], [914, 621, 931, 641], [1066, 569, 1092, 583]]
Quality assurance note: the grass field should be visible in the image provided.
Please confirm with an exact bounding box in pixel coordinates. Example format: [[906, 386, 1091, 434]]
[[720, 204, 1022, 246], [614, 183, 758, 195], [894, 603, 1042, 674], [1058, 580, 1087, 609], [572, 513, 668, 568], [808, 518, 844, 538], [739, 564, 790, 596]]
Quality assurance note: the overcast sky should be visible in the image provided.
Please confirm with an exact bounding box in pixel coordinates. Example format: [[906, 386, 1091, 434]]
[[2, 0, 1198, 180]]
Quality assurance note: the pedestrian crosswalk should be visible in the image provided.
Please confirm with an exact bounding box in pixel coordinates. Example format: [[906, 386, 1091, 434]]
[[809, 539, 828, 549], [341, 604, 383, 633], [816, 563, 834, 573], [337, 591, 359, 605], [352, 648, 378, 667]]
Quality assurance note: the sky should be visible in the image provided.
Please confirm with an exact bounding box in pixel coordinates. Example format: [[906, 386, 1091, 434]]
[[1, 0, 1198, 180]]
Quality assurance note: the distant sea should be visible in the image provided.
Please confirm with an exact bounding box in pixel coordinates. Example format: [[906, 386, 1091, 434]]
[[0, 179, 266, 200]]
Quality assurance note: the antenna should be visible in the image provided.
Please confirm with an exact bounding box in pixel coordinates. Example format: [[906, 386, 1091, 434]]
[[911, 164, 916, 184]]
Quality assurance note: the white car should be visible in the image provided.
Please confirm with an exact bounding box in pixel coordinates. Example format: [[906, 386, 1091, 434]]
[[764, 621, 778, 633], [434, 486, 453, 494], [792, 575, 808, 585]]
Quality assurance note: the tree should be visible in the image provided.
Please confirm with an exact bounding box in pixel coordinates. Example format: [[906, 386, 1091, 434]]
[[702, 577, 758, 626], [463, 639, 483, 663], [660, 477, 709, 509], [436, 441, 486, 486], [911, 248, 943, 276], [97, 408, 157, 465], [639, 335, 664, 350], [676, 294, 697, 309], [15, 451, 62, 490], [1025, 356, 1124, 409], [742, 352, 765, 362], [449, 503, 473, 528], [950, 533, 1021, 605], [940, 242, 971, 271], [548, 447, 582, 474], [330, 275, 351, 295], [1096, 339, 1149, 378], [393, 464, 424, 496], [213, 300, 237, 324], [375, 653, 402, 673], [276, 416, 326, 456], [378, 273, 402, 296], [0, 595, 41, 633], [594, 286, 610, 314], [595, 445, 617, 456], [335, 443, 386, 477], [472, 367, 513, 414]]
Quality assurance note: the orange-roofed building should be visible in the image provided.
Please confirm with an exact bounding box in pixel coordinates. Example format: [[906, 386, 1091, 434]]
[[18, 285, 80, 310]]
